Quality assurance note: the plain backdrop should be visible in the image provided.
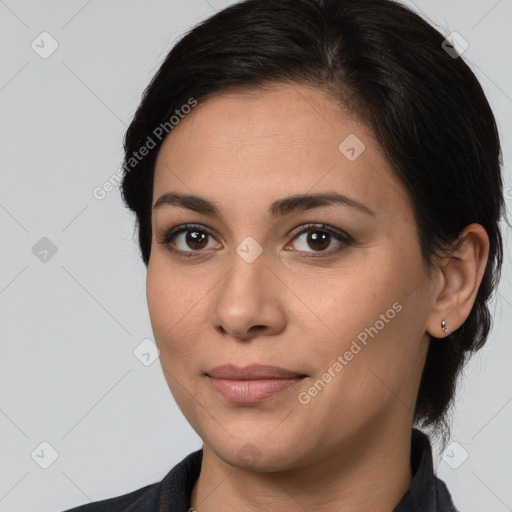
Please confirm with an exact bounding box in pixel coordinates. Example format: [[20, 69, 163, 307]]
[[1, 1, 511, 511]]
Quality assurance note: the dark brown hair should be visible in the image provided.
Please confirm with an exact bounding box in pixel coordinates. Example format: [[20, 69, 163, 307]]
[[120, 0, 505, 444]]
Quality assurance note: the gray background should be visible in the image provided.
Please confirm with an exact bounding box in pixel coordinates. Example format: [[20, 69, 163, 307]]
[[1, 1, 511, 511]]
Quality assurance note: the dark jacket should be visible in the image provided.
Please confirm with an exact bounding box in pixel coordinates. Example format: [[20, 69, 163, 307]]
[[60, 428, 459, 511]]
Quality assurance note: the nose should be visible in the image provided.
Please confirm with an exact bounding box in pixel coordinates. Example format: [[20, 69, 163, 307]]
[[210, 250, 287, 341]]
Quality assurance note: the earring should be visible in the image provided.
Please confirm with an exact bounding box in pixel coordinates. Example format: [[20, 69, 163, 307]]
[[441, 319, 448, 333]]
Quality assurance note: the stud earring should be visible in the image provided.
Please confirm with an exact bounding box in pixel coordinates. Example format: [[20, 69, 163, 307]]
[[441, 319, 448, 333]]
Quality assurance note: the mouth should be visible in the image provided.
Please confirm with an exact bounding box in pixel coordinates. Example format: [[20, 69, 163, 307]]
[[206, 364, 307, 403]]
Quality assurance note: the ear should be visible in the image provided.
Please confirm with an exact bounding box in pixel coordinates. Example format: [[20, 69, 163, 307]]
[[425, 223, 490, 338]]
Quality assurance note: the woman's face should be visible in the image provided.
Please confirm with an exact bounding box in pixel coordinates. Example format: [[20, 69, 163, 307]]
[[147, 83, 437, 470]]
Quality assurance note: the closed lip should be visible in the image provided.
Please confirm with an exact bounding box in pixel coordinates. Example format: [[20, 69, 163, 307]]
[[206, 364, 307, 380]]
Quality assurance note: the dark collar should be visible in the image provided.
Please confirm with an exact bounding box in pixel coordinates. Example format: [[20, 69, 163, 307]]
[[155, 428, 458, 512], [393, 429, 458, 511]]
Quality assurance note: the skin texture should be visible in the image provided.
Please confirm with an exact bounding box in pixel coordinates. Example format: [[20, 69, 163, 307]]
[[146, 83, 489, 511]]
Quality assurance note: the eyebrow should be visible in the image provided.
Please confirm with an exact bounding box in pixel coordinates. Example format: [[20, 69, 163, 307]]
[[153, 191, 375, 217]]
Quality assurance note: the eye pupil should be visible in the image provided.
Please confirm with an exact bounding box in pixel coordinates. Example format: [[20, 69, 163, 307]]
[[308, 231, 330, 250], [186, 230, 208, 249]]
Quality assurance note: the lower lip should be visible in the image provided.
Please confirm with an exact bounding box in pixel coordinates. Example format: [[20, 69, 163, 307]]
[[208, 376, 304, 403]]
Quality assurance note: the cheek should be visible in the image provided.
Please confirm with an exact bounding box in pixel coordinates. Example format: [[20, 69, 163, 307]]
[[287, 256, 406, 342], [146, 255, 225, 380], [146, 263, 175, 337], [293, 252, 424, 387], [146, 259, 199, 353], [146, 259, 207, 417]]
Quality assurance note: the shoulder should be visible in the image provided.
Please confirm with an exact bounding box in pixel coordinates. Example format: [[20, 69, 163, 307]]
[[58, 481, 161, 512], [435, 476, 460, 512], [57, 449, 203, 512]]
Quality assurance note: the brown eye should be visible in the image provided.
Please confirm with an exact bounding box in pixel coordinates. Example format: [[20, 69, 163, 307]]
[[159, 224, 221, 256], [185, 230, 209, 250], [307, 231, 331, 251], [287, 224, 352, 256]]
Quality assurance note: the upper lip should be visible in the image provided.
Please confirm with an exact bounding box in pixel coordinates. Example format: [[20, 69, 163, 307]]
[[206, 364, 306, 380]]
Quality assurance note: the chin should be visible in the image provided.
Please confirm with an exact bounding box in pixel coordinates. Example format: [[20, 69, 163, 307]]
[[205, 431, 308, 473]]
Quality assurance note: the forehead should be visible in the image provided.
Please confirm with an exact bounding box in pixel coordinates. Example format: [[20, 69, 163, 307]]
[[153, 83, 411, 220], [158, 84, 358, 158]]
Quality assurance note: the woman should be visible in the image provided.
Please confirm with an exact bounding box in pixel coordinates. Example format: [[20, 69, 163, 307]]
[[62, 0, 505, 510]]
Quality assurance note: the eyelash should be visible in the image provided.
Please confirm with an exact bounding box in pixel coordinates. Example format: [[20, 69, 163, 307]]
[[158, 223, 353, 259]]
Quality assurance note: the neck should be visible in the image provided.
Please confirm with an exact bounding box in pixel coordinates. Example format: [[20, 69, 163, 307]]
[[190, 420, 414, 512]]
